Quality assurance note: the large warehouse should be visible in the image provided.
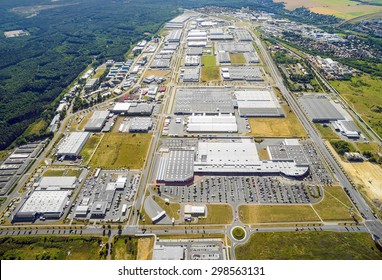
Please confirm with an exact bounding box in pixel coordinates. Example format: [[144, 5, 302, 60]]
[[217, 42, 254, 53], [37, 176, 77, 190], [174, 88, 234, 114], [187, 115, 238, 132], [84, 110, 109, 131], [57, 132, 90, 158], [235, 89, 284, 117], [111, 102, 153, 116], [157, 138, 310, 184], [13, 190, 70, 222], [181, 68, 200, 82], [299, 95, 345, 122], [221, 67, 264, 81]]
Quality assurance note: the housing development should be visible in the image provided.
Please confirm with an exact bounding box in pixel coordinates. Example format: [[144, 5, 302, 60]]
[[1, 6, 382, 261]]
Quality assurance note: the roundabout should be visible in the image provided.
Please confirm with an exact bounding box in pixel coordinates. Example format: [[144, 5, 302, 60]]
[[231, 226, 246, 241]]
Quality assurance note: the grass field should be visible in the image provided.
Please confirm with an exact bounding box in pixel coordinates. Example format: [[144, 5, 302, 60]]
[[331, 75, 382, 138], [315, 123, 340, 140], [235, 231, 382, 260], [312, 186, 360, 222], [43, 169, 82, 177], [196, 204, 233, 225], [154, 196, 180, 220], [93, 68, 107, 79], [201, 55, 216, 67], [201, 66, 221, 82], [247, 105, 307, 138], [89, 133, 151, 169], [230, 53, 246, 65], [0, 236, 107, 260], [112, 236, 154, 260], [78, 112, 93, 131], [0, 197, 6, 207], [238, 205, 320, 224], [23, 119, 48, 138], [0, 150, 9, 161], [80, 133, 102, 164], [274, 0, 382, 19]]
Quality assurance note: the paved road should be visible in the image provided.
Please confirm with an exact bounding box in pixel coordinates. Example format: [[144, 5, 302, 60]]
[[252, 30, 382, 241]]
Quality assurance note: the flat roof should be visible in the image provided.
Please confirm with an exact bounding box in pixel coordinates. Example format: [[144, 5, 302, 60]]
[[182, 68, 200, 82], [217, 42, 254, 53], [299, 95, 345, 122], [222, 66, 264, 81], [187, 115, 238, 132], [174, 88, 234, 114], [158, 149, 194, 182], [18, 190, 70, 215], [153, 245, 185, 260], [235, 89, 284, 117], [129, 117, 152, 131], [112, 103, 131, 112], [84, 110, 109, 131], [268, 144, 309, 166], [57, 132, 90, 156], [38, 176, 77, 189]]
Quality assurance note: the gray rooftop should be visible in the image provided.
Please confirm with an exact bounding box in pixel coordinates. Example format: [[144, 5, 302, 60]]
[[217, 42, 254, 53], [299, 95, 345, 122], [84, 110, 109, 131], [57, 132, 90, 156], [129, 117, 152, 132], [222, 66, 264, 81]]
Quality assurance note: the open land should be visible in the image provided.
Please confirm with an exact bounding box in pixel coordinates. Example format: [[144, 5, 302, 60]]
[[112, 236, 154, 260], [0, 236, 106, 260], [79, 133, 103, 164], [235, 231, 382, 259], [89, 133, 152, 169]]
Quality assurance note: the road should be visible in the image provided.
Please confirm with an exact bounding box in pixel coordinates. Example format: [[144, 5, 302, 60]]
[[252, 30, 382, 241]]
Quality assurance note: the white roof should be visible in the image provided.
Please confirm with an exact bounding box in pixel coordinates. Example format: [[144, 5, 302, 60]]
[[235, 90, 281, 109], [112, 103, 131, 112], [187, 115, 237, 132], [57, 132, 89, 156], [19, 190, 70, 214], [39, 176, 77, 189]]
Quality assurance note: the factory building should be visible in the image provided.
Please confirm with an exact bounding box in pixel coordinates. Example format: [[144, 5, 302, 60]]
[[166, 29, 182, 42], [299, 95, 345, 122], [184, 205, 205, 216], [13, 190, 70, 222], [129, 117, 152, 132], [332, 120, 361, 139], [111, 102, 154, 116], [184, 55, 200, 66], [185, 47, 203, 56], [84, 78, 99, 93], [174, 88, 234, 115], [157, 149, 195, 183], [221, 67, 264, 81], [187, 115, 238, 132], [57, 132, 90, 158], [234, 29, 253, 41], [217, 42, 254, 53], [181, 68, 200, 82], [235, 89, 284, 117], [36, 176, 77, 190], [84, 110, 109, 131], [218, 52, 231, 64]]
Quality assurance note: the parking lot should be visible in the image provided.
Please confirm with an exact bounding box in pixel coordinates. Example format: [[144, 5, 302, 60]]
[[157, 176, 321, 205], [68, 170, 140, 222]]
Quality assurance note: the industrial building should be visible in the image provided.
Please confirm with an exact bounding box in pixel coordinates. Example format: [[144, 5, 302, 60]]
[[235, 89, 284, 117], [218, 52, 231, 64], [157, 138, 310, 184], [184, 205, 205, 216], [84, 110, 109, 131], [217, 42, 254, 53], [234, 29, 253, 41], [57, 132, 90, 158], [111, 102, 153, 116], [129, 117, 152, 132], [187, 115, 238, 132], [151, 58, 171, 69], [157, 149, 195, 183], [244, 52, 260, 63], [221, 67, 264, 81], [13, 190, 70, 222], [174, 88, 234, 115], [333, 120, 361, 139], [111, 103, 131, 113], [36, 176, 77, 190], [184, 55, 200, 66], [181, 68, 200, 82], [186, 47, 203, 56], [166, 29, 182, 42], [84, 78, 99, 92], [299, 95, 345, 122], [153, 244, 185, 260], [187, 41, 207, 47]]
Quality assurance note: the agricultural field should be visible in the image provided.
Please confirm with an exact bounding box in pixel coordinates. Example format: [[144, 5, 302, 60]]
[[315, 124, 341, 140], [230, 53, 246, 65], [238, 205, 320, 224], [331, 75, 382, 138], [235, 231, 382, 260], [0, 236, 107, 260], [201, 55, 217, 67], [89, 133, 152, 169], [274, 0, 382, 19], [196, 204, 233, 225], [79, 133, 103, 164], [312, 186, 361, 222], [247, 105, 307, 138], [112, 236, 154, 260]]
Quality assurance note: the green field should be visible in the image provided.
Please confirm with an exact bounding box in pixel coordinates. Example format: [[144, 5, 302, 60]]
[[331, 75, 382, 138], [315, 123, 340, 140], [239, 205, 320, 224], [196, 204, 233, 225], [89, 133, 151, 169], [201, 66, 221, 82], [201, 55, 216, 67], [312, 186, 360, 222], [112, 236, 154, 260], [0, 236, 107, 260], [43, 169, 82, 177], [80, 133, 102, 164], [235, 232, 382, 260], [93, 68, 107, 79], [230, 53, 246, 65]]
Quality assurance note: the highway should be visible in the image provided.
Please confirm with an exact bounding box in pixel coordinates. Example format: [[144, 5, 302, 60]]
[[252, 30, 382, 241]]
